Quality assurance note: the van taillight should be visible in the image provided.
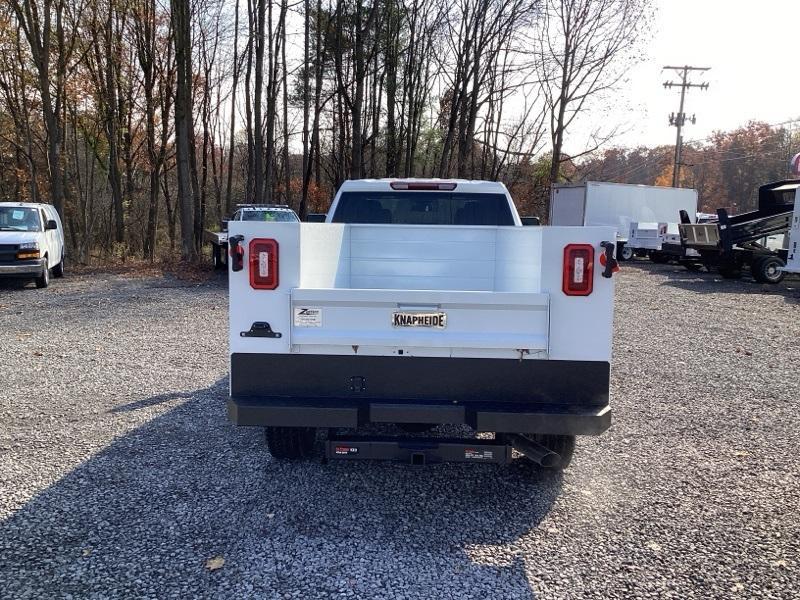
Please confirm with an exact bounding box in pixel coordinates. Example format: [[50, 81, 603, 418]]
[[249, 238, 279, 289], [563, 244, 594, 296]]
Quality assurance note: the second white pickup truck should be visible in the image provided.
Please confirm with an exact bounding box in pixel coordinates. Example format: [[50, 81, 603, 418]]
[[227, 179, 619, 470]]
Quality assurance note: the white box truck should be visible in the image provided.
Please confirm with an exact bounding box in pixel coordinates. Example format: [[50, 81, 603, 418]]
[[550, 182, 698, 261], [227, 179, 620, 471]]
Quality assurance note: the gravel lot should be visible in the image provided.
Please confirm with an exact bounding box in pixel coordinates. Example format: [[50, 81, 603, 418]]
[[1, 264, 798, 599]]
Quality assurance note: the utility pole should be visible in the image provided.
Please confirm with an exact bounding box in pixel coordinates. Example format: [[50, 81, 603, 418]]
[[663, 65, 710, 187]]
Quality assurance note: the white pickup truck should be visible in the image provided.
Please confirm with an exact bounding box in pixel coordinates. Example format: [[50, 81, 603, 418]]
[[227, 180, 618, 470]]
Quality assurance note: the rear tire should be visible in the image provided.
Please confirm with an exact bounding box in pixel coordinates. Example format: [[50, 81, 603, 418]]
[[752, 256, 785, 284], [35, 259, 50, 288], [265, 426, 317, 460], [618, 244, 633, 261], [53, 253, 65, 278], [533, 434, 576, 470]]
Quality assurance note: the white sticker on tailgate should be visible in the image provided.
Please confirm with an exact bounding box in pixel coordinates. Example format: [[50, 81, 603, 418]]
[[294, 307, 322, 327]]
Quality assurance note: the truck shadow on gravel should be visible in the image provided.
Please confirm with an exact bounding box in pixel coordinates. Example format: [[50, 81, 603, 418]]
[[0, 378, 559, 598], [624, 260, 800, 303]]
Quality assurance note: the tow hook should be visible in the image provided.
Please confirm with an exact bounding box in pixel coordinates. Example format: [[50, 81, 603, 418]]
[[600, 241, 620, 278], [229, 235, 244, 272]]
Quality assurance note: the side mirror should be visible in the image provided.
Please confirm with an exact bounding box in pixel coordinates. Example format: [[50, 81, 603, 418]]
[[305, 213, 326, 223], [45, 219, 58, 230], [521, 216, 540, 226]]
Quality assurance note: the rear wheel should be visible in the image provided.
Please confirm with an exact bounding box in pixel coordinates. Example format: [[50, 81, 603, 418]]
[[532, 434, 576, 470], [265, 426, 317, 460], [618, 244, 633, 261], [53, 253, 65, 278], [752, 255, 785, 284]]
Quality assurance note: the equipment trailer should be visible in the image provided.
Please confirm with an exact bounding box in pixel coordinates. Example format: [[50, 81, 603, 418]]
[[679, 180, 797, 283], [227, 179, 619, 471]]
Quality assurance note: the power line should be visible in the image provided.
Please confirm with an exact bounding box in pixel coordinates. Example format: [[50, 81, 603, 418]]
[[663, 65, 710, 187]]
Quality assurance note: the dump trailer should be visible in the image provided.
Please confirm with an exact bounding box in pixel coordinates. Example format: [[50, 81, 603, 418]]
[[550, 182, 697, 261], [679, 180, 797, 283], [227, 179, 619, 471]]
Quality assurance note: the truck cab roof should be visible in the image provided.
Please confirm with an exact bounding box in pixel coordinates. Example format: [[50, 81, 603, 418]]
[[327, 178, 521, 226], [0, 201, 56, 210]]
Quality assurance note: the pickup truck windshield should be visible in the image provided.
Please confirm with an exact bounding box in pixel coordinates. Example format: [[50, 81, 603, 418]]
[[331, 191, 514, 225], [238, 210, 299, 222], [0, 207, 42, 232]]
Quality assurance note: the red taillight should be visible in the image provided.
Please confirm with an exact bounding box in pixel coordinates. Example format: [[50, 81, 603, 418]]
[[390, 181, 457, 191], [249, 238, 279, 289], [563, 244, 594, 296]]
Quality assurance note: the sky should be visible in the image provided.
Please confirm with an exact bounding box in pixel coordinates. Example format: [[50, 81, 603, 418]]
[[591, 0, 798, 150]]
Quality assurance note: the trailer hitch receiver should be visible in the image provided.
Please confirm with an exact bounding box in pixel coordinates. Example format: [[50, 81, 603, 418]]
[[600, 241, 620, 278]]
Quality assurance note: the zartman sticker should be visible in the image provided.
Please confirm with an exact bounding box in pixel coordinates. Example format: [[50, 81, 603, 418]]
[[293, 307, 322, 327]]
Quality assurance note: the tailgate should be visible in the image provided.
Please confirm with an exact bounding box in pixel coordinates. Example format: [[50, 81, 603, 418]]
[[290, 288, 548, 353], [680, 223, 720, 248]]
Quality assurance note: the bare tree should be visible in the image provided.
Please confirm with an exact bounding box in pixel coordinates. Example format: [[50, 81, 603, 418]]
[[537, 0, 651, 189], [8, 0, 86, 218], [171, 0, 196, 259]]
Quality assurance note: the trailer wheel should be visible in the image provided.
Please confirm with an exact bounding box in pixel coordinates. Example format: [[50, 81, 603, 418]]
[[718, 265, 742, 279], [752, 256, 786, 284], [265, 427, 317, 460]]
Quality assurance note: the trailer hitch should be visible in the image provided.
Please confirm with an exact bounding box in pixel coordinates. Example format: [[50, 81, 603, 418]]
[[600, 241, 620, 278]]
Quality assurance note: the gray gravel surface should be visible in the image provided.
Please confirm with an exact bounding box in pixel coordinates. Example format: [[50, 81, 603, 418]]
[[0, 264, 798, 599]]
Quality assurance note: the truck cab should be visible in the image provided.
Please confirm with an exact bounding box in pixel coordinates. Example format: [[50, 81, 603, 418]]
[[226, 179, 618, 471]]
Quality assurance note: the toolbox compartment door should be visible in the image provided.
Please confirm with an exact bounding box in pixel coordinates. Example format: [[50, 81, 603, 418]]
[[289, 288, 549, 354]]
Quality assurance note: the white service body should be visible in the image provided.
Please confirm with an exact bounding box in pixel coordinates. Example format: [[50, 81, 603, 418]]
[[227, 179, 617, 440], [228, 222, 615, 362]]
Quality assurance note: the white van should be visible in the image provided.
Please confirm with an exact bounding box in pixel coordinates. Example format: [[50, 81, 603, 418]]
[[0, 202, 65, 288]]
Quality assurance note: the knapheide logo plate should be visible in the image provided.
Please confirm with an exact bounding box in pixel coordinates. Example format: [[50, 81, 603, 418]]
[[392, 312, 447, 329]]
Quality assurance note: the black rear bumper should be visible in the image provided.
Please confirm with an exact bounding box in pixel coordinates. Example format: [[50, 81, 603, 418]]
[[229, 353, 611, 435]]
